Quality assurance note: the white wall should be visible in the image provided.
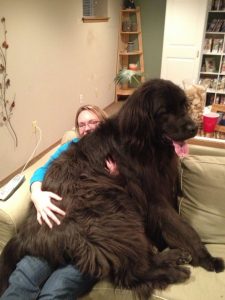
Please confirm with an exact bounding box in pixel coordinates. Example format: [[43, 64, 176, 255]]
[[0, 0, 120, 181]]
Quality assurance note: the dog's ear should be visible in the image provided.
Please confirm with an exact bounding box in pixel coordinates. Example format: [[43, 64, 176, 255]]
[[118, 81, 157, 150]]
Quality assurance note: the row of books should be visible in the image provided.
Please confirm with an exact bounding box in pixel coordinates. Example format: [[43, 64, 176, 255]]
[[206, 94, 225, 106], [199, 77, 225, 91], [203, 38, 224, 53], [211, 0, 225, 11], [207, 18, 225, 32]]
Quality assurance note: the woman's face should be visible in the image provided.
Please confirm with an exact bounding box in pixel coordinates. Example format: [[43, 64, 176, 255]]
[[77, 110, 100, 137]]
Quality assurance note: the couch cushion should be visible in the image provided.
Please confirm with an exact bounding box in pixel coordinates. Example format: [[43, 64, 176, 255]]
[[179, 155, 225, 244], [79, 244, 225, 300]]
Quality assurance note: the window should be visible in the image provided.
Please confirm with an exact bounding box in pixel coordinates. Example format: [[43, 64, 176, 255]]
[[82, 0, 109, 22]]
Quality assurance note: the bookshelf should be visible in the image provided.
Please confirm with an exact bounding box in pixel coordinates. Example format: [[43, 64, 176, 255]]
[[115, 7, 144, 101], [199, 0, 225, 109]]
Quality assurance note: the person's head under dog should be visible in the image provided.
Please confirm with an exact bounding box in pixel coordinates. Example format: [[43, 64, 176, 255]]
[[75, 105, 107, 137]]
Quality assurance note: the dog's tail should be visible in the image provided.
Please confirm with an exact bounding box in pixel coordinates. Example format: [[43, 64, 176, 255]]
[[0, 236, 25, 295]]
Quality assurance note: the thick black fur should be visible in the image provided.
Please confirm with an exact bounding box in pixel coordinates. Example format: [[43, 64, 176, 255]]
[[0, 79, 224, 299]]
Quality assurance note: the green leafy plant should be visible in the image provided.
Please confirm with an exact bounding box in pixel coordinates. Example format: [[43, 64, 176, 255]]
[[114, 68, 143, 87], [0, 17, 18, 147]]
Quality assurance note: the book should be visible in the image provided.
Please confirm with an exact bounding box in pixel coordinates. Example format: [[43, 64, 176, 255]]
[[211, 0, 220, 10], [211, 0, 216, 10], [221, 57, 225, 73], [205, 57, 217, 72], [207, 18, 218, 31], [220, 20, 225, 31], [211, 38, 224, 53], [220, 0, 225, 10], [203, 38, 213, 53], [219, 0, 225, 10], [215, 0, 220, 10], [213, 19, 224, 31]]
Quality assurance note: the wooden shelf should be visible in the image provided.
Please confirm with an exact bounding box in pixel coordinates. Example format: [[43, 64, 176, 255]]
[[121, 8, 140, 13], [116, 87, 136, 96], [120, 31, 141, 34], [115, 7, 144, 101], [119, 51, 142, 56]]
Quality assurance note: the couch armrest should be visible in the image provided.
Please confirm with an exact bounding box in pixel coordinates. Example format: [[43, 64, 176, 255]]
[[0, 174, 31, 253], [0, 146, 59, 253]]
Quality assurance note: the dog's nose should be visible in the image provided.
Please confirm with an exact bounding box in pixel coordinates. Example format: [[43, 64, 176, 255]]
[[186, 123, 198, 134]]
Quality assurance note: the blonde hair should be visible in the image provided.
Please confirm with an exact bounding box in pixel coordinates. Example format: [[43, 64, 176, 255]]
[[75, 105, 108, 133]]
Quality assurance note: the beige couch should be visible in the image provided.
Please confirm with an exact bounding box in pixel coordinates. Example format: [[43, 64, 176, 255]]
[[0, 132, 225, 300]]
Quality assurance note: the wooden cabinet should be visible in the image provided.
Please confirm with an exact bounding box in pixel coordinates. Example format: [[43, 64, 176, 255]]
[[199, 0, 225, 109], [115, 7, 144, 101]]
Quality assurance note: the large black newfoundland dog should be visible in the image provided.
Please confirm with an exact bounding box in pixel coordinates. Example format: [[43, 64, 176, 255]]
[[0, 79, 224, 298]]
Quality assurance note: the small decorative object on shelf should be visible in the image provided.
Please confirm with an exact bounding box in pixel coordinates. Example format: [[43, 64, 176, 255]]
[[122, 19, 131, 32], [0, 17, 18, 147], [123, 0, 136, 10], [127, 41, 135, 52], [128, 63, 138, 70]]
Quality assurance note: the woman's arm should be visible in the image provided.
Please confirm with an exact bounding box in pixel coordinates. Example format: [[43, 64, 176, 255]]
[[31, 182, 64, 228], [30, 139, 79, 185], [30, 138, 79, 228]]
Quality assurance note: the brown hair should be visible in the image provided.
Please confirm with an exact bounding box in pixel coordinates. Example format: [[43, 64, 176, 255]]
[[75, 105, 108, 133]]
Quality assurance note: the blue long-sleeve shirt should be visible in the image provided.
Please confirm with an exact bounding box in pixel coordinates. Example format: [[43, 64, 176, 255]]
[[30, 138, 79, 186]]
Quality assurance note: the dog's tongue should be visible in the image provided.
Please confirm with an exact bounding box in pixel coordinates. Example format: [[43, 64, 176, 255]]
[[172, 141, 189, 157]]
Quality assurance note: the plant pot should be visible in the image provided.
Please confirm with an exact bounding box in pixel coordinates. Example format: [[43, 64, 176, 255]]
[[120, 82, 129, 90]]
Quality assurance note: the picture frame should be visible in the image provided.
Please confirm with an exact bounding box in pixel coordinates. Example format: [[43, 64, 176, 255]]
[[205, 57, 217, 72], [211, 103, 225, 133]]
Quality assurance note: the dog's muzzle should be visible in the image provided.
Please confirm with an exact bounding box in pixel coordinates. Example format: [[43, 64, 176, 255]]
[[186, 123, 198, 137]]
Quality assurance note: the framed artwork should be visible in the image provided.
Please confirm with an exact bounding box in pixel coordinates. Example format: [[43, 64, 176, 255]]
[[205, 57, 217, 72]]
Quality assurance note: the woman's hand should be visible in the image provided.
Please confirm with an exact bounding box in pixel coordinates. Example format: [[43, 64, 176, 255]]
[[31, 182, 66, 228], [106, 158, 119, 175]]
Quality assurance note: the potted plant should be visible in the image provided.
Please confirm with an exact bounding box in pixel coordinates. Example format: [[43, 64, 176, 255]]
[[114, 67, 143, 90]]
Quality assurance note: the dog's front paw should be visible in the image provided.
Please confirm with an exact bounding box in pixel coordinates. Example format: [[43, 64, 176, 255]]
[[213, 257, 224, 273], [200, 256, 224, 272]]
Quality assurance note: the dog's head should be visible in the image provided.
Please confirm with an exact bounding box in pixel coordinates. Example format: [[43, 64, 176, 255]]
[[118, 79, 198, 144]]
